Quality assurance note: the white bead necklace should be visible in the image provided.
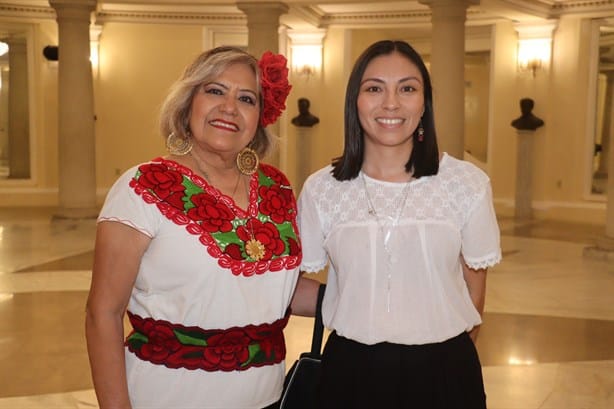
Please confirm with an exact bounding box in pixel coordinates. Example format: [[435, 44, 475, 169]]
[[361, 172, 412, 312]]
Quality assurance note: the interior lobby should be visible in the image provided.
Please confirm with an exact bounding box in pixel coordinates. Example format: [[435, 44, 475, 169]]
[[1, 1, 613, 408]]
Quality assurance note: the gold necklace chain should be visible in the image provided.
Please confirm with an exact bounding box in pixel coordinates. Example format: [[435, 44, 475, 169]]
[[190, 151, 242, 199], [191, 150, 264, 261], [241, 175, 266, 261]]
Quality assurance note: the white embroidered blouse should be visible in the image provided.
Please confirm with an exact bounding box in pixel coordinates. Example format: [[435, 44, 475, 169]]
[[298, 153, 502, 345]]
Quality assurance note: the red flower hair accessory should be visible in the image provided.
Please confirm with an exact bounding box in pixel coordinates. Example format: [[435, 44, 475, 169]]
[[258, 51, 292, 127]]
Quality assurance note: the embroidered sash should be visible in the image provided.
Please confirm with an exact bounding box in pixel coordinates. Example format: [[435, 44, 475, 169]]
[[125, 310, 290, 372]]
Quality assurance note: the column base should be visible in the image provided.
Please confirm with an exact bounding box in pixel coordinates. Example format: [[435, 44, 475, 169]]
[[53, 206, 99, 220], [583, 236, 614, 261]]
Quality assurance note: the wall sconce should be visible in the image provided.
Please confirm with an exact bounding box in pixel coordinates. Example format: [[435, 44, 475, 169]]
[[90, 24, 102, 73], [514, 22, 556, 77], [288, 30, 326, 79], [0, 41, 8, 57]]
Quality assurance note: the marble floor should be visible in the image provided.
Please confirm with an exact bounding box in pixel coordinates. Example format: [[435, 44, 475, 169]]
[[0, 207, 612, 409]]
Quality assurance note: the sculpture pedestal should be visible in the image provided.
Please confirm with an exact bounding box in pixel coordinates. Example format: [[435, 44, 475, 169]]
[[515, 130, 536, 220], [296, 127, 312, 193], [583, 236, 614, 261]]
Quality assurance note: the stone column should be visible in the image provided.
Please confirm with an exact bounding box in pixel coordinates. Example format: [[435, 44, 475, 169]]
[[593, 72, 613, 193], [6, 37, 30, 179], [49, 0, 98, 219], [514, 130, 535, 220], [0, 67, 8, 165], [419, 0, 478, 159], [295, 127, 312, 192], [585, 70, 614, 260], [607, 119, 614, 239], [236, 1, 289, 168]]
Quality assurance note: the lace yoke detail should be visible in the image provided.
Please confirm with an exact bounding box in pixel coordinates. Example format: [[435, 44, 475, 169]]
[[308, 157, 490, 236], [129, 157, 301, 277]]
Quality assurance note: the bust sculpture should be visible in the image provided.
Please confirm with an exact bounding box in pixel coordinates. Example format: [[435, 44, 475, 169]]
[[511, 98, 544, 131], [291, 98, 320, 128]]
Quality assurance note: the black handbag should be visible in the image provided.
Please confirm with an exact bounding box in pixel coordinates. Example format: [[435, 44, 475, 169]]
[[280, 283, 326, 409]]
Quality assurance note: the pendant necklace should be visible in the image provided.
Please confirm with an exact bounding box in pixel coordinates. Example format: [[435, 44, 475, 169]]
[[240, 175, 266, 261], [361, 172, 412, 312], [191, 151, 264, 260]]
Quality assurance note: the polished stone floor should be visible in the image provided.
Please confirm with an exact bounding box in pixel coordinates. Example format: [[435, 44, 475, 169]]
[[0, 207, 612, 408]]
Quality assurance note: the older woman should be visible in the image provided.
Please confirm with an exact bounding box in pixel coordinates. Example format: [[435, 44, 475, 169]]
[[86, 46, 299, 409]]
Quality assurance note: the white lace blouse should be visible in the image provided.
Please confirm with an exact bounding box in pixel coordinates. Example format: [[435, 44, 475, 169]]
[[298, 153, 502, 345]]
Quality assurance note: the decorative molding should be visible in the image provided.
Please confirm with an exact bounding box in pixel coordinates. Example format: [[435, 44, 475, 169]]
[[319, 10, 432, 28], [549, 0, 614, 17], [1, 1, 614, 29], [95, 10, 245, 26], [0, 4, 55, 20], [552, 0, 614, 11]]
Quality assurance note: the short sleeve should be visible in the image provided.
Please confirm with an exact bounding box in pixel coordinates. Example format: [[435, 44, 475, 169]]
[[461, 181, 502, 269], [98, 166, 160, 238], [297, 178, 328, 273]]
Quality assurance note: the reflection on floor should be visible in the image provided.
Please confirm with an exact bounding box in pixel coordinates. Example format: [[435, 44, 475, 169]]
[[0, 209, 612, 408]]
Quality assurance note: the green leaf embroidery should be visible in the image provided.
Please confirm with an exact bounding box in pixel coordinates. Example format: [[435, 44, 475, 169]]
[[212, 230, 242, 249], [174, 330, 207, 346], [258, 172, 275, 188], [242, 343, 262, 367], [128, 332, 148, 343]]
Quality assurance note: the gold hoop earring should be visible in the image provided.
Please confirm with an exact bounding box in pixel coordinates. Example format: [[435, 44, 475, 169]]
[[166, 132, 193, 155], [236, 146, 259, 175]]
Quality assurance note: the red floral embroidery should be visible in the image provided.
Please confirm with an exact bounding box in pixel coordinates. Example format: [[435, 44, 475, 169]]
[[133, 319, 182, 364], [126, 311, 290, 372], [137, 163, 186, 209], [131, 159, 302, 277], [187, 193, 235, 233], [224, 243, 243, 261], [258, 332, 285, 360], [202, 330, 251, 371], [258, 184, 295, 224], [261, 165, 287, 186], [287, 237, 300, 256], [237, 218, 285, 261]]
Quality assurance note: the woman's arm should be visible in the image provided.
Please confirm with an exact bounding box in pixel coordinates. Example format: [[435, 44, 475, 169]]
[[461, 260, 487, 343], [290, 273, 322, 317], [85, 221, 151, 409]]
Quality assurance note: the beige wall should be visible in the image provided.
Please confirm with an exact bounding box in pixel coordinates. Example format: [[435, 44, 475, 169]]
[[95, 22, 204, 188], [0, 16, 607, 224]]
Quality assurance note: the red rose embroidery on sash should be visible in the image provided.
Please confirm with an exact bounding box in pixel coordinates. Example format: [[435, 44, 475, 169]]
[[202, 330, 251, 371]]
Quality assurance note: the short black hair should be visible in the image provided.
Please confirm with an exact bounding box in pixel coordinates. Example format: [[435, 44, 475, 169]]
[[331, 40, 439, 181]]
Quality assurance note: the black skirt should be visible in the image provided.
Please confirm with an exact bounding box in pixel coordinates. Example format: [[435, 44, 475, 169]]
[[317, 331, 486, 409]]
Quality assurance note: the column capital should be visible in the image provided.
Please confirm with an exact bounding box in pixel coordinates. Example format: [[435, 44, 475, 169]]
[[49, 0, 96, 9], [236, 2, 289, 23], [419, 0, 478, 17], [49, 0, 96, 18], [418, 0, 479, 6]]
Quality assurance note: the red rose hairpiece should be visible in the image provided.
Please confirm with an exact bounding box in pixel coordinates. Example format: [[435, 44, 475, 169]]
[[258, 51, 292, 127]]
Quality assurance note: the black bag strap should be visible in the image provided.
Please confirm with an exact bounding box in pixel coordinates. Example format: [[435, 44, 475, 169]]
[[309, 283, 326, 358]]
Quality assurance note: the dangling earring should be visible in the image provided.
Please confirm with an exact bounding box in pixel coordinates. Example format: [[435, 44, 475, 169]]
[[417, 122, 424, 142], [236, 144, 259, 175], [166, 132, 193, 155]]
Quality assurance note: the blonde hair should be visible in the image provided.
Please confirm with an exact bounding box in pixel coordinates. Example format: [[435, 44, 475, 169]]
[[159, 46, 274, 158]]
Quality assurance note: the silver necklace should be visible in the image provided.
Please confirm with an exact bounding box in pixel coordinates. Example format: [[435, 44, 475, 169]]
[[361, 172, 412, 312]]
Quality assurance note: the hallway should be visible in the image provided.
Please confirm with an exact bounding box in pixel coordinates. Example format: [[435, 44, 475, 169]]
[[0, 207, 612, 408]]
